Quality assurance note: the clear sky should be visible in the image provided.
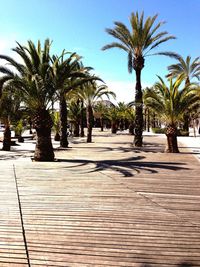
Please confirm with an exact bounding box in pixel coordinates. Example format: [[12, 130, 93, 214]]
[[0, 0, 199, 103]]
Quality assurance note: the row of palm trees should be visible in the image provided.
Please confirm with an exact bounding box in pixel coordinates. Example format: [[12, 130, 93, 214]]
[[0, 40, 113, 161]]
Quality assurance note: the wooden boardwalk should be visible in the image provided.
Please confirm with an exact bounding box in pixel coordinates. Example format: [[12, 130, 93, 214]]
[[0, 132, 200, 266]]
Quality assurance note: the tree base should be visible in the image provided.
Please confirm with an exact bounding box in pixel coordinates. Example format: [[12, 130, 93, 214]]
[[134, 135, 143, 147], [166, 133, 179, 153], [165, 147, 179, 153], [54, 133, 60, 141]]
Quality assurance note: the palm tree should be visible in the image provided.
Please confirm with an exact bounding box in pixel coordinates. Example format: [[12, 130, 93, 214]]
[[117, 102, 128, 131], [105, 106, 119, 134], [166, 54, 200, 133], [93, 101, 109, 131], [126, 107, 135, 135], [102, 11, 175, 147], [0, 89, 14, 151], [52, 111, 61, 141], [51, 53, 98, 147], [144, 76, 199, 152], [68, 99, 82, 137], [0, 39, 55, 161], [76, 83, 116, 142], [166, 55, 200, 84]]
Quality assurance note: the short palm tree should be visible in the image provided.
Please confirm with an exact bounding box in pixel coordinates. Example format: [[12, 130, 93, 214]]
[[166, 54, 200, 133], [102, 11, 175, 147], [52, 111, 61, 141], [68, 99, 82, 137], [93, 101, 109, 131], [0, 87, 16, 151], [126, 107, 135, 135], [0, 39, 55, 161], [105, 106, 119, 134], [117, 102, 128, 131], [144, 76, 199, 152], [76, 83, 116, 142]]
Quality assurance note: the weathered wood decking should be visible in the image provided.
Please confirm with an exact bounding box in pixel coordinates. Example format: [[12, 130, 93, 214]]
[[0, 132, 200, 266]]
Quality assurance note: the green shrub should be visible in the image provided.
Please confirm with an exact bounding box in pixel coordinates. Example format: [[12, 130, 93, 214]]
[[177, 129, 189, 136], [152, 127, 166, 134]]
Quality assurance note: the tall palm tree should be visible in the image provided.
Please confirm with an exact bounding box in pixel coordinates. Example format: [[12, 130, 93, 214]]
[[0, 39, 55, 161], [166, 54, 200, 133], [51, 53, 98, 147], [51, 52, 79, 147], [76, 83, 116, 142], [102, 11, 175, 147], [144, 76, 199, 152]]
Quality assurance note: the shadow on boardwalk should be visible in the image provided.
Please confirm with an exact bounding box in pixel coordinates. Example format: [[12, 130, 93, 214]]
[[57, 155, 189, 177], [142, 263, 193, 267]]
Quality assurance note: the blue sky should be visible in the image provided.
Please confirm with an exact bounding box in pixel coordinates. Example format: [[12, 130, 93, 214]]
[[0, 0, 199, 103]]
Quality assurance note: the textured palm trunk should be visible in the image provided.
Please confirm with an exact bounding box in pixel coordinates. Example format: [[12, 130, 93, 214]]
[[28, 117, 33, 134], [134, 66, 144, 146], [86, 105, 93, 143], [183, 113, 189, 135], [60, 95, 68, 147], [165, 125, 179, 153], [73, 122, 80, 137], [33, 109, 55, 161], [147, 108, 150, 132], [80, 100, 85, 137], [111, 121, 117, 134], [54, 132, 60, 141], [100, 117, 104, 131], [128, 122, 134, 135], [2, 125, 11, 151]]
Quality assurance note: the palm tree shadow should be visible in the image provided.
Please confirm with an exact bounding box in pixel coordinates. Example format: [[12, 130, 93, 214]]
[[57, 155, 189, 177], [141, 262, 193, 267]]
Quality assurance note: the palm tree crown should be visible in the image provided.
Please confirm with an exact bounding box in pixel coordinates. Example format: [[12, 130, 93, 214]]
[[102, 11, 175, 73], [166, 55, 200, 85], [144, 76, 199, 126]]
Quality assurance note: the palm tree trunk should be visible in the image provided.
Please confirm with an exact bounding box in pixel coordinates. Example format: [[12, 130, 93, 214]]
[[80, 100, 85, 137], [54, 132, 60, 141], [165, 125, 179, 153], [74, 122, 80, 137], [33, 109, 55, 161], [86, 105, 93, 143], [134, 68, 143, 147], [144, 107, 147, 131], [183, 113, 189, 135], [147, 108, 150, 132], [129, 122, 134, 135], [100, 117, 104, 131], [111, 121, 117, 134], [2, 125, 11, 151], [60, 95, 68, 148], [28, 117, 33, 134]]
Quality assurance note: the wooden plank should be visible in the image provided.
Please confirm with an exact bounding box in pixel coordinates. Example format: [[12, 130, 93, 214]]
[[0, 163, 28, 266]]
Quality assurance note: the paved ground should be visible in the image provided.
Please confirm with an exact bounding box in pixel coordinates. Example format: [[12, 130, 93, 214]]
[[0, 130, 200, 266]]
